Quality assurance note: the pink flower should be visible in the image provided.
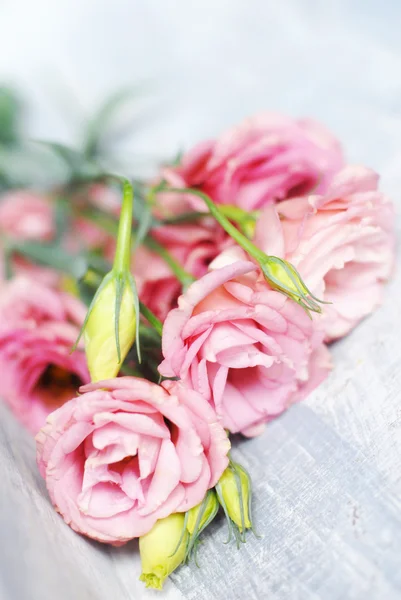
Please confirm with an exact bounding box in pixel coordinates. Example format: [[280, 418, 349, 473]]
[[255, 166, 396, 340], [0, 277, 89, 434], [134, 245, 182, 322], [162, 113, 344, 212], [0, 190, 55, 241], [159, 255, 331, 437], [87, 183, 121, 216], [134, 221, 230, 321], [36, 377, 230, 545], [68, 217, 112, 253], [0, 190, 59, 284]]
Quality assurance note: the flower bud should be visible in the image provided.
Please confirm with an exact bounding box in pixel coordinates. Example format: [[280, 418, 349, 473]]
[[261, 256, 323, 314], [139, 514, 188, 590], [71, 180, 140, 382], [216, 461, 254, 545], [184, 490, 219, 563], [187, 489, 219, 536], [83, 272, 136, 381]]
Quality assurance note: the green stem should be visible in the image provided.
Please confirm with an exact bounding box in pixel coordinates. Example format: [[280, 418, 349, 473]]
[[81, 202, 195, 290], [161, 211, 207, 225], [145, 237, 195, 289], [160, 187, 324, 314], [161, 206, 259, 229], [113, 179, 133, 273], [164, 188, 266, 263], [139, 302, 163, 336]]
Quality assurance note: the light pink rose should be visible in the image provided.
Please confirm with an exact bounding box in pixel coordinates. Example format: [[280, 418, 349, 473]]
[[159, 256, 331, 437], [36, 377, 230, 545], [0, 190, 59, 284], [254, 165, 396, 341], [64, 184, 119, 255], [0, 277, 89, 434], [134, 221, 230, 321], [162, 112, 344, 212], [68, 216, 112, 252], [0, 190, 55, 240], [87, 183, 121, 215]]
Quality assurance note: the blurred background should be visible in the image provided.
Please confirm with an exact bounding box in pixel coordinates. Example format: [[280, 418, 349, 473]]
[[0, 0, 401, 193]]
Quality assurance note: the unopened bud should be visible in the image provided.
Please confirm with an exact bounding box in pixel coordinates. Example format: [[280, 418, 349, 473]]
[[139, 514, 187, 590], [261, 257, 323, 314], [72, 179, 139, 381], [216, 461, 254, 545], [184, 490, 219, 563], [83, 272, 136, 381], [187, 489, 219, 535]]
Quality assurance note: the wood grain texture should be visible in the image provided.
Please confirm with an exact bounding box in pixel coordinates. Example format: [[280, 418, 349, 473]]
[[1, 1, 401, 598]]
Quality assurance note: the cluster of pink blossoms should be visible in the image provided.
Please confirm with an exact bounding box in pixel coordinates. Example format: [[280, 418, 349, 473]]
[[0, 113, 394, 555]]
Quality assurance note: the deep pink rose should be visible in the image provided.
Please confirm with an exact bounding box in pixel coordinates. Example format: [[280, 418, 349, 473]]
[[134, 244, 182, 322], [36, 377, 230, 544], [254, 166, 396, 340], [0, 277, 89, 433], [159, 255, 331, 437], [162, 112, 344, 212]]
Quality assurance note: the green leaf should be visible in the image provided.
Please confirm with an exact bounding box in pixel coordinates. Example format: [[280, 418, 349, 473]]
[[0, 87, 21, 146], [82, 86, 148, 160], [54, 196, 72, 243], [32, 140, 102, 182], [133, 197, 153, 250], [9, 240, 88, 280], [0, 142, 68, 189]]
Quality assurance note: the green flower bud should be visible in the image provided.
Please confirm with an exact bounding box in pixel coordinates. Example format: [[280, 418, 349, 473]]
[[72, 179, 140, 381], [261, 257, 324, 314], [184, 490, 219, 564], [139, 514, 188, 590], [84, 272, 136, 381], [216, 461, 255, 546], [187, 489, 219, 536]]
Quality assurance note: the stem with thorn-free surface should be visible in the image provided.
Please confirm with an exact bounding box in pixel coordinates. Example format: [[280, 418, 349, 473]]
[[113, 179, 133, 273]]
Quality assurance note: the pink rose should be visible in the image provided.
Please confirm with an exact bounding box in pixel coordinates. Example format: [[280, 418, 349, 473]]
[[36, 377, 230, 545], [134, 245, 182, 322], [87, 183, 121, 216], [0, 190, 55, 241], [68, 217, 112, 252], [0, 190, 59, 284], [0, 277, 89, 434], [162, 113, 344, 212], [159, 255, 331, 437], [135, 222, 230, 321], [255, 166, 396, 340]]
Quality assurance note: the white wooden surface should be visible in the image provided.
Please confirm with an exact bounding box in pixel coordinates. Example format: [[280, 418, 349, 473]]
[[1, 1, 401, 599]]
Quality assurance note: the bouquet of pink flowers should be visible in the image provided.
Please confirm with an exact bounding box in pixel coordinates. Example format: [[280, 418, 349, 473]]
[[0, 107, 395, 590]]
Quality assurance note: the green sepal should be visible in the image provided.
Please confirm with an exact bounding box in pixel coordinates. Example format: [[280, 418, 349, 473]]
[[184, 490, 219, 564], [215, 460, 259, 549], [70, 270, 114, 353], [128, 273, 142, 363]]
